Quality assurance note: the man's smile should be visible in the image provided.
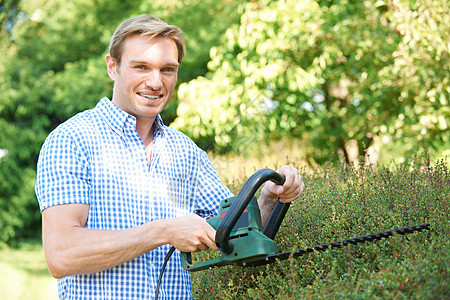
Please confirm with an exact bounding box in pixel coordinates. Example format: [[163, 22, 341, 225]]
[[137, 92, 163, 100]]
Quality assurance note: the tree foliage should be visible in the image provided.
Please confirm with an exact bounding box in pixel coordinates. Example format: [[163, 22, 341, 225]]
[[173, 0, 449, 163], [0, 0, 21, 35]]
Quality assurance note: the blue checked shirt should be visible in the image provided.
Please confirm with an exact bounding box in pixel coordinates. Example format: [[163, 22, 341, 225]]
[[35, 97, 233, 299]]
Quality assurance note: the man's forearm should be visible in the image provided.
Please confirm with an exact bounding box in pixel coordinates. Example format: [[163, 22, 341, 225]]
[[257, 189, 278, 227], [42, 202, 217, 279], [43, 219, 168, 278]]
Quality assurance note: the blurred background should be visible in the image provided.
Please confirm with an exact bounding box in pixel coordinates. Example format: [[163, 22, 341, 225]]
[[0, 0, 448, 298]]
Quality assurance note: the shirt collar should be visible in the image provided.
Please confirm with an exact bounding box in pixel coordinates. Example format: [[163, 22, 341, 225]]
[[153, 114, 165, 136], [96, 97, 165, 136]]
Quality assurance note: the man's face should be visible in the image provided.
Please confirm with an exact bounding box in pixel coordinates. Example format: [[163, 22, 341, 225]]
[[106, 34, 179, 125]]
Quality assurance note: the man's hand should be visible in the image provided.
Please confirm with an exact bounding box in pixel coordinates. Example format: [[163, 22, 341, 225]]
[[261, 165, 305, 203], [258, 165, 305, 226], [165, 215, 218, 252]]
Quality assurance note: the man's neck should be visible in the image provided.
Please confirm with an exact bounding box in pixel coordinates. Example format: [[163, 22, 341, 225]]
[[136, 118, 155, 167], [136, 118, 155, 148]]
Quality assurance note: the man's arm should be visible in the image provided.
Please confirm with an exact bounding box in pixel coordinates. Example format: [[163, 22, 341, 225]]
[[257, 165, 305, 226], [42, 203, 217, 278]]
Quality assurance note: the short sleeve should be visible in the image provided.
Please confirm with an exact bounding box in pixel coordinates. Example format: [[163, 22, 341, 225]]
[[194, 150, 233, 218], [35, 128, 91, 212]]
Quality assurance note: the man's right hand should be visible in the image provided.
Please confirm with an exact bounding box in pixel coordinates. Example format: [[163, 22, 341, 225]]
[[164, 215, 218, 252]]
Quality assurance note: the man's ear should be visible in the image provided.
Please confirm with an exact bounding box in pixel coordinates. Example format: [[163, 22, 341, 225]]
[[105, 54, 118, 81]]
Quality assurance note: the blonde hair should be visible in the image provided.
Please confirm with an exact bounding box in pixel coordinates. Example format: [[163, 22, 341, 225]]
[[108, 15, 185, 65]]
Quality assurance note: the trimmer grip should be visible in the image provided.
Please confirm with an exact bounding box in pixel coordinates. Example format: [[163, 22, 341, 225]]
[[181, 216, 219, 271], [262, 201, 290, 239], [215, 169, 285, 254], [181, 251, 198, 271]]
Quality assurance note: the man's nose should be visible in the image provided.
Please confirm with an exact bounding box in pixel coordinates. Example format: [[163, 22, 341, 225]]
[[144, 71, 162, 91]]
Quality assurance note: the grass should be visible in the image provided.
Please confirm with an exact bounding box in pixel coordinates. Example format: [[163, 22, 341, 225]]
[[209, 138, 311, 186], [0, 241, 58, 300]]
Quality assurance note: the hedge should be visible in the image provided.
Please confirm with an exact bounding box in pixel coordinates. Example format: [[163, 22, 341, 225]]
[[192, 153, 449, 299]]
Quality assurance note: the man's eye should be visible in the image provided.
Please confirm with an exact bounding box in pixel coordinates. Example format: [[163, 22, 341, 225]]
[[135, 66, 145, 70], [162, 67, 176, 73]]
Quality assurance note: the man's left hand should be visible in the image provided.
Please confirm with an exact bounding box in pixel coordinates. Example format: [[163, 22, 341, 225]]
[[260, 165, 305, 204]]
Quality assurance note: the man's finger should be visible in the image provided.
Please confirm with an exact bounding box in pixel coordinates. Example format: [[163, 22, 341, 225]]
[[204, 225, 218, 251]]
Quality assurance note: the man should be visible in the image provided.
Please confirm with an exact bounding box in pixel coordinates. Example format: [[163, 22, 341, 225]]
[[35, 15, 304, 299]]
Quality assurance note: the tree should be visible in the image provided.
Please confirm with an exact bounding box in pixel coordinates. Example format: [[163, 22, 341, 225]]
[[173, 0, 449, 164], [0, 0, 21, 35]]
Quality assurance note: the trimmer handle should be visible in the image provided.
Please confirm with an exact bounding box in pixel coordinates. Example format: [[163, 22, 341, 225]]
[[262, 200, 291, 240], [215, 168, 287, 254]]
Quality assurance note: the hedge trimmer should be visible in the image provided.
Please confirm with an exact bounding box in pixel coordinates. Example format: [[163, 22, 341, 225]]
[[180, 168, 430, 271]]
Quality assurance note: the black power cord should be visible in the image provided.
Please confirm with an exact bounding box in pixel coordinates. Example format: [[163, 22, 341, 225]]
[[155, 246, 176, 300]]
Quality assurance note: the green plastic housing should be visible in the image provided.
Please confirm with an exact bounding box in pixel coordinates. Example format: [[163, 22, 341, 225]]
[[181, 195, 279, 272]]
